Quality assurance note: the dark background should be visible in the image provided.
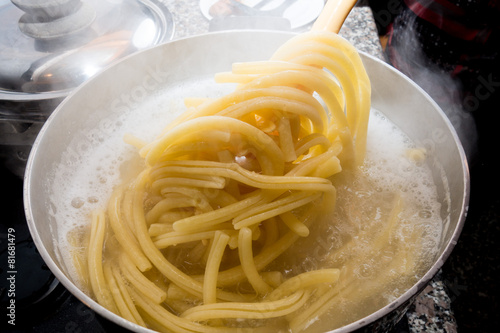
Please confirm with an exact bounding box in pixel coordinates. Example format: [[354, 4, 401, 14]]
[[367, 0, 500, 332]]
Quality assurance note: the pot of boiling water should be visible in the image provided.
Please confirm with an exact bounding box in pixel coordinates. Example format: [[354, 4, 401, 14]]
[[24, 31, 469, 332]]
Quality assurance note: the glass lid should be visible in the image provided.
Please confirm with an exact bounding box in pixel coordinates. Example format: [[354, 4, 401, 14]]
[[0, 0, 174, 101]]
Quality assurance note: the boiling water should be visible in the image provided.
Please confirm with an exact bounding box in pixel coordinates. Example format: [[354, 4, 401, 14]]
[[49, 76, 444, 331], [274, 110, 444, 331]]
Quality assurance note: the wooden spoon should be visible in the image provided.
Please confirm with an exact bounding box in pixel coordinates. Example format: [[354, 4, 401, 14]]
[[312, 0, 357, 33]]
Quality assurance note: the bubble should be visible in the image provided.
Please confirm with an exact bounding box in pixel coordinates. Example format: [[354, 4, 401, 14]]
[[71, 197, 85, 209], [88, 196, 99, 203], [356, 263, 373, 279], [418, 209, 432, 219]]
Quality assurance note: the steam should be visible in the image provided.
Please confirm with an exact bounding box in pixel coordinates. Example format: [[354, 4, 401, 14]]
[[386, 2, 478, 162]]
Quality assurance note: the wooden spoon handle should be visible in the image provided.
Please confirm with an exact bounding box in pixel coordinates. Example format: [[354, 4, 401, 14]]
[[312, 0, 357, 33]]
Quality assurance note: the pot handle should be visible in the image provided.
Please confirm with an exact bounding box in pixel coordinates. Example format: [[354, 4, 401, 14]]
[[312, 0, 357, 33]]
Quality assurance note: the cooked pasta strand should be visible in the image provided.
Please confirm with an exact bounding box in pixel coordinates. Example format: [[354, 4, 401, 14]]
[[203, 231, 230, 304], [181, 290, 310, 321], [238, 227, 273, 295], [87, 210, 117, 313], [108, 186, 151, 271]]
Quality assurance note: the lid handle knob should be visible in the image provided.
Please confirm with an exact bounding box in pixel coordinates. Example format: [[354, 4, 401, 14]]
[[11, 0, 96, 40]]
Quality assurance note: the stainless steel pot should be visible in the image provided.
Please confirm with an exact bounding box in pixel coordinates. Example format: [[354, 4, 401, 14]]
[[0, 0, 174, 178], [24, 30, 470, 332]]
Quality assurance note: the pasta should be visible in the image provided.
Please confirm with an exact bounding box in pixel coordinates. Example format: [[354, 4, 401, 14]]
[[74, 30, 386, 332]]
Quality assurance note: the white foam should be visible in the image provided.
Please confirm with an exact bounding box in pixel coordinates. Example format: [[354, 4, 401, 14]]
[[363, 109, 443, 269]]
